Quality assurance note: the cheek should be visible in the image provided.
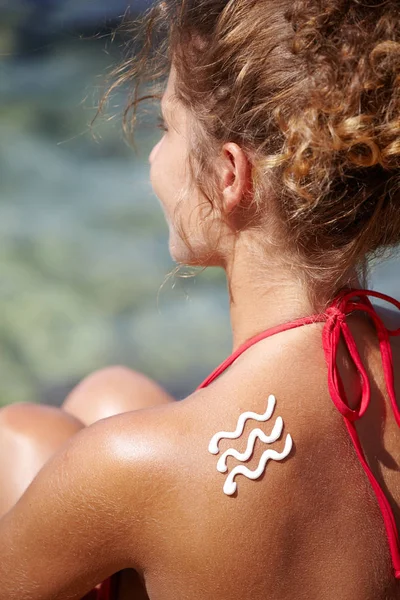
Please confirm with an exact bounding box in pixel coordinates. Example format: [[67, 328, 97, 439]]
[[149, 138, 162, 165], [150, 144, 221, 264], [149, 138, 171, 206], [149, 136, 186, 213]]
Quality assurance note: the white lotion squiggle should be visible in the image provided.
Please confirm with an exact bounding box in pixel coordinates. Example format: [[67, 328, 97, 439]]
[[216, 417, 284, 473], [208, 394, 276, 455], [223, 433, 293, 496]]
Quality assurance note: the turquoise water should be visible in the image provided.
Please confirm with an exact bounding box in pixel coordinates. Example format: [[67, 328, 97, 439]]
[[0, 35, 398, 406]]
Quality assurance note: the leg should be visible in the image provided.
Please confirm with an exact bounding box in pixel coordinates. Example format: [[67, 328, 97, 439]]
[[0, 367, 174, 517], [62, 365, 176, 427], [0, 402, 85, 519]]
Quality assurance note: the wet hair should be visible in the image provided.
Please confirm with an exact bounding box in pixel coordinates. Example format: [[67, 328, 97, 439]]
[[103, 0, 400, 305]]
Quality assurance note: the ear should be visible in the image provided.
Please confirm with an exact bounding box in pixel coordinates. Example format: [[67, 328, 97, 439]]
[[220, 143, 253, 215]]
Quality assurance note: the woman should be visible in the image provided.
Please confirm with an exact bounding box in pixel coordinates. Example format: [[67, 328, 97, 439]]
[[0, 0, 399, 598]]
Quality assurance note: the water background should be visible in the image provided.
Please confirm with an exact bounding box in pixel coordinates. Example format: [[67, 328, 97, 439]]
[[0, 2, 398, 407]]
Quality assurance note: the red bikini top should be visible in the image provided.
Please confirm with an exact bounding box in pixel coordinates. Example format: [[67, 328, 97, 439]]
[[197, 288, 400, 579]]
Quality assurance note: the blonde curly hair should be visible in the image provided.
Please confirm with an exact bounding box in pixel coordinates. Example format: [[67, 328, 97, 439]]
[[103, 0, 400, 305]]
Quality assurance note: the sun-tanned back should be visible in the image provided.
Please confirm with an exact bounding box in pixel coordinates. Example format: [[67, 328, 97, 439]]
[[119, 312, 400, 600]]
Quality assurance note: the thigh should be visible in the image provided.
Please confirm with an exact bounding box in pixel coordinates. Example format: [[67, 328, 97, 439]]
[[0, 402, 84, 518], [62, 366, 176, 427]]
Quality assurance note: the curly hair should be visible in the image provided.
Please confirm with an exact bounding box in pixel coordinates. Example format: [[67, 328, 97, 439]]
[[102, 0, 400, 306]]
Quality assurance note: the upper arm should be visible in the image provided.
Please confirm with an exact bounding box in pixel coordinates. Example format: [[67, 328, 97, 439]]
[[0, 412, 155, 600]]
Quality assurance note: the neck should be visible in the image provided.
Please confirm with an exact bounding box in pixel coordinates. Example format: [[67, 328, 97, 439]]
[[223, 237, 362, 352]]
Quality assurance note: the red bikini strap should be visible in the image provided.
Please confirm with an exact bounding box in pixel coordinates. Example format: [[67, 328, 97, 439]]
[[322, 288, 400, 426], [321, 288, 400, 577], [197, 312, 327, 390]]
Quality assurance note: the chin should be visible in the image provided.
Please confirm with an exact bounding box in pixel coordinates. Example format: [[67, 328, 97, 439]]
[[168, 237, 196, 265], [169, 238, 221, 268]]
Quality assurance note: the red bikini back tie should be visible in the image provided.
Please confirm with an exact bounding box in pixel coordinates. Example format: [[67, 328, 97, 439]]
[[323, 289, 400, 578], [197, 288, 400, 579]]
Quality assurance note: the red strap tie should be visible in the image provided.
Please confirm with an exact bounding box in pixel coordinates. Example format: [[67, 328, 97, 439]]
[[322, 288, 400, 577], [322, 289, 400, 426]]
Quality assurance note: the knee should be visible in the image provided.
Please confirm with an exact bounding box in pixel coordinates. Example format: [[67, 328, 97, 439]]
[[0, 402, 84, 437], [0, 403, 85, 468], [0, 402, 85, 452], [0, 403, 85, 516], [62, 365, 175, 427]]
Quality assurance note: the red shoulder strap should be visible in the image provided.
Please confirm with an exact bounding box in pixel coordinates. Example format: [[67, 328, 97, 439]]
[[196, 312, 327, 389]]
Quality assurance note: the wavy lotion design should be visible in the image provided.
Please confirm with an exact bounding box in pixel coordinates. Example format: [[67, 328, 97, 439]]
[[223, 435, 293, 496], [208, 394, 277, 455], [216, 417, 284, 473], [208, 394, 293, 496]]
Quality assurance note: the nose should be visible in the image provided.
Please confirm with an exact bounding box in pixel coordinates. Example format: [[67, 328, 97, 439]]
[[149, 139, 162, 164]]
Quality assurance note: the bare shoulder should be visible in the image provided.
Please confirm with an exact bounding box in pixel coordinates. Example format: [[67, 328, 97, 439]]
[[127, 330, 336, 510], [107, 315, 399, 595], [374, 304, 400, 359], [133, 333, 389, 591], [0, 402, 187, 600], [374, 303, 400, 330], [120, 340, 359, 592]]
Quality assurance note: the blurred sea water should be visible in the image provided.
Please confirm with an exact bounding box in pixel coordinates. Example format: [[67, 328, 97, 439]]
[[0, 7, 398, 407], [0, 24, 231, 406]]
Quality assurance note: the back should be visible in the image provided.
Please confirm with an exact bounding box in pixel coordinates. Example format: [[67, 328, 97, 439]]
[[131, 307, 400, 600]]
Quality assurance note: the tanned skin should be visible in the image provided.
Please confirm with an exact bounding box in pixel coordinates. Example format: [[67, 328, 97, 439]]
[[0, 68, 399, 599]]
